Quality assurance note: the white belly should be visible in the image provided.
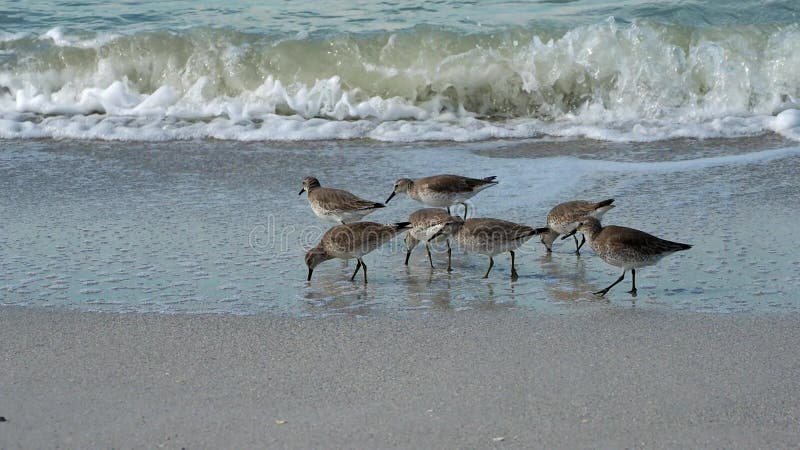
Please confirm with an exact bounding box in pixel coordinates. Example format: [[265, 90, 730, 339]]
[[413, 191, 469, 207], [311, 203, 373, 224], [456, 234, 530, 257], [410, 223, 446, 243]]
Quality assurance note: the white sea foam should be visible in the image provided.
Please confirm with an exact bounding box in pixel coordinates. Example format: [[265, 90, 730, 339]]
[[769, 109, 800, 141], [1, 21, 800, 142], [39, 27, 120, 49], [561, 146, 800, 174]]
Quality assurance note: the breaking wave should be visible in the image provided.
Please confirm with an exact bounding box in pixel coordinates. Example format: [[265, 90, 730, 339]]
[[1, 19, 800, 142]]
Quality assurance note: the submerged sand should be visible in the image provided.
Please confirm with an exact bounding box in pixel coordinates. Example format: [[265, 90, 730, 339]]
[[2, 308, 799, 449]]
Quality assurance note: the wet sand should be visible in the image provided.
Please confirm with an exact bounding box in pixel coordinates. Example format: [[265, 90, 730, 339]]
[[2, 307, 799, 449]]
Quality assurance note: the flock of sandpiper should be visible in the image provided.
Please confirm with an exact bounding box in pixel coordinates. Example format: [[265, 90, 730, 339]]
[[300, 174, 691, 297]]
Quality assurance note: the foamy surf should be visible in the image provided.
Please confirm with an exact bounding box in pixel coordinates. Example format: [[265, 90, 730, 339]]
[[2, 18, 800, 142]]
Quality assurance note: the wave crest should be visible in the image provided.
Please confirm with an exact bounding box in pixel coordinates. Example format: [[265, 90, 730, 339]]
[[2, 20, 800, 141]]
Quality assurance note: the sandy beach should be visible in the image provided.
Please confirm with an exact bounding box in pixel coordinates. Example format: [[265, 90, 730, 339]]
[[4, 1, 800, 448], [2, 307, 799, 449]]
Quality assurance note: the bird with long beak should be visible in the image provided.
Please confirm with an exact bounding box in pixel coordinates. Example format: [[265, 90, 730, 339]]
[[299, 176, 385, 224], [539, 199, 615, 254], [404, 208, 463, 271], [305, 221, 411, 283], [428, 217, 548, 280], [385, 174, 497, 219], [562, 217, 692, 296]]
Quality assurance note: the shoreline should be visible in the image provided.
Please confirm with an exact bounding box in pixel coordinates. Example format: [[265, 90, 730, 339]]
[[3, 307, 799, 448], [3, 138, 800, 315]]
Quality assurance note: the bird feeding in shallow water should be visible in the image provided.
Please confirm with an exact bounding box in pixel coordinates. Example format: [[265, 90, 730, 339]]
[[385, 174, 497, 219], [305, 222, 411, 284], [429, 217, 548, 280], [404, 208, 462, 271], [299, 176, 385, 224], [562, 217, 692, 297], [539, 199, 615, 255]]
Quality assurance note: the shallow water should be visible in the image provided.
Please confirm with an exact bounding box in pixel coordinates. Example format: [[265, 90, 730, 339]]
[[2, 137, 798, 316]]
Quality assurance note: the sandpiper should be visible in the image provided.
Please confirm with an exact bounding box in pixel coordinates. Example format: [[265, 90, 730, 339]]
[[539, 199, 615, 254], [299, 176, 385, 224], [385, 174, 498, 219], [404, 208, 463, 271], [562, 217, 691, 296], [429, 217, 548, 280], [305, 221, 411, 284]]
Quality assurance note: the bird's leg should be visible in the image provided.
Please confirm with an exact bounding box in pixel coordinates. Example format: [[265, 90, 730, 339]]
[[483, 256, 494, 278], [404, 249, 412, 266], [461, 202, 468, 220], [446, 239, 452, 272], [446, 206, 451, 215], [510, 250, 519, 281], [425, 243, 435, 268], [594, 271, 625, 296], [349, 259, 361, 281], [626, 268, 637, 296], [359, 258, 368, 284], [575, 234, 586, 254]]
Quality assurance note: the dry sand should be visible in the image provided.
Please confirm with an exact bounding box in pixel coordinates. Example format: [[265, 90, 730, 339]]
[[2, 307, 799, 449]]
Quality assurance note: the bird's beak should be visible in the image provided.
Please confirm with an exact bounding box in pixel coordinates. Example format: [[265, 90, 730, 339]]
[[428, 229, 444, 242], [385, 191, 396, 203], [298, 188, 306, 195], [307, 268, 313, 281], [561, 229, 578, 240]]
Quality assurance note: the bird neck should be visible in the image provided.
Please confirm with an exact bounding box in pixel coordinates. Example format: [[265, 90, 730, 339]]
[[405, 181, 416, 197], [540, 229, 559, 249], [582, 220, 603, 241]]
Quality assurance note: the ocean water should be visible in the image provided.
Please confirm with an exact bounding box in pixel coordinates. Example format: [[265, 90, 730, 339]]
[[2, 1, 800, 142], [2, 137, 799, 315], [2, 1, 800, 316]]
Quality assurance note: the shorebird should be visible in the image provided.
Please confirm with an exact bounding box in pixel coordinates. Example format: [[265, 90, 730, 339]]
[[429, 217, 548, 280], [385, 174, 498, 219], [305, 221, 411, 284], [562, 217, 691, 296], [299, 176, 385, 224], [404, 208, 462, 271], [539, 199, 615, 254]]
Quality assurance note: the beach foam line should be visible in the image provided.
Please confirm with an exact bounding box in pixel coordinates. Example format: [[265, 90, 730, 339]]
[[1, 20, 800, 143], [550, 146, 800, 174]]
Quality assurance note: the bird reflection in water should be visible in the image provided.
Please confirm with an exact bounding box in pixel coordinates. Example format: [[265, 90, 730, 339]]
[[538, 253, 604, 303], [403, 265, 453, 311], [302, 278, 375, 316]]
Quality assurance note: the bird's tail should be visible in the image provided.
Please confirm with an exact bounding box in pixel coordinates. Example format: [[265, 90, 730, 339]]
[[483, 176, 498, 183]]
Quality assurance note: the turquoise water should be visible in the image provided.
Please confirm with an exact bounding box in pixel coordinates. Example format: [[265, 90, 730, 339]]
[[2, 1, 800, 142], [5, 1, 798, 34]]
